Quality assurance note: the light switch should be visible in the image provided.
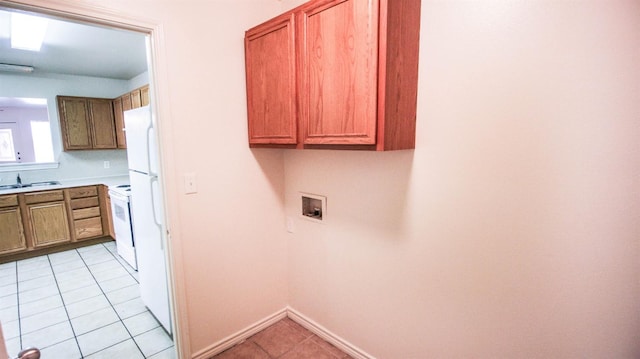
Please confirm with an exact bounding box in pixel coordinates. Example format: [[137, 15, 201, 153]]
[[184, 173, 197, 194]]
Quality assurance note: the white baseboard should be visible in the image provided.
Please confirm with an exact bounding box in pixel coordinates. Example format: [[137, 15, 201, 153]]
[[190, 307, 374, 359], [286, 307, 374, 359], [191, 308, 287, 359]]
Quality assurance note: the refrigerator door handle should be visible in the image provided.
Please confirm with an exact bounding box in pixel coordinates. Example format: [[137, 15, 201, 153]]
[[150, 175, 163, 250]]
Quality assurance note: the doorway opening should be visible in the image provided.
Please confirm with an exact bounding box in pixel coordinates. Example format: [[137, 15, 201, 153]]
[[0, 3, 177, 358]]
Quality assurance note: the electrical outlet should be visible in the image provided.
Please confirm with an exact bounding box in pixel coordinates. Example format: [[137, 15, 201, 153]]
[[103, 161, 110, 169]]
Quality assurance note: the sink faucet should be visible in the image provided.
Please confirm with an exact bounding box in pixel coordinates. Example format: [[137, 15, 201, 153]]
[[16, 173, 21, 186]]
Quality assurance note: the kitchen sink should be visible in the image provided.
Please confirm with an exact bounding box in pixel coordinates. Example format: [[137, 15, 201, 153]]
[[30, 181, 61, 187], [0, 181, 61, 190], [0, 184, 31, 190]]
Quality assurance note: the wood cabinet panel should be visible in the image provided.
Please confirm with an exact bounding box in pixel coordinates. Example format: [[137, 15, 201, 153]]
[[74, 217, 103, 240], [300, 0, 378, 145], [0, 207, 26, 254], [24, 190, 64, 204], [0, 195, 18, 208], [28, 202, 71, 247], [122, 93, 132, 112], [112, 97, 127, 149], [140, 85, 150, 106], [70, 197, 100, 210], [88, 99, 117, 149], [73, 207, 100, 220], [131, 89, 142, 109], [245, 13, 297, 145], [57, 97, 92, 150], [377, 0, 421, 150], [69, 186, 99, 199], [102, 185, 115, 239]]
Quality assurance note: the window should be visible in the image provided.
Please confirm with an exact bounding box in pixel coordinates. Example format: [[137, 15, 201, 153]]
[[0, 97, 55, 166], [0, 127, 17, 162]]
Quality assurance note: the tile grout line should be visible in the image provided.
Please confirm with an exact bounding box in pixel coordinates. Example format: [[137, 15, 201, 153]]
[[13, 261, 22, 354], [10, 244, 170, 358], [45, 250, 84, 357], [77, 243, 148, 358]]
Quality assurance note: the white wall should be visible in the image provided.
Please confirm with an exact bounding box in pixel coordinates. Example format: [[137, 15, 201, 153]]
[[283, 0, 640, 358]]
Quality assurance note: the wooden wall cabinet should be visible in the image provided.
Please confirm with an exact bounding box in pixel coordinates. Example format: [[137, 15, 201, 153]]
[[0, 195, 26, 255], [112, 97, 127, 149], [57, 96, 117, 150], [140, 85, 150, 106], [111, 84, 150, 149], [24, 190, 71, 248], [244, 0, 421, 151], [245, 13, 297, 145]]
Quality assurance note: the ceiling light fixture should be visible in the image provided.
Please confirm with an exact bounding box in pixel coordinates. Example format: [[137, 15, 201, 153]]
[[0, 63, 35, 73], [11, 12, 48, 51]]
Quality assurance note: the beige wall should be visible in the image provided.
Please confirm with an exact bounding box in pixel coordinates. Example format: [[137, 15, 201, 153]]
[[6, 0, 639, 357], [283, 0, 640, 358], [3, 0, 290, 356]]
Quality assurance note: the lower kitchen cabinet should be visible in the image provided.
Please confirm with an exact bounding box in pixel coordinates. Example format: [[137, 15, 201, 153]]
[[68, 185, 104, 240], [25, 190, 71, 248], [28, 202, 71, 247], [0, 195, 26, 255], [0, 185, 112, 262]]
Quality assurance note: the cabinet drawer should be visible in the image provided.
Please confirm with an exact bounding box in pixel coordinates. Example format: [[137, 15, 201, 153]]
[[69, 186, 98, 199], [25, 190, 64, 204], [0, 195, 18, 208], [71, 197, 99, 209], [73, 206, 100, 220], [74, 217, 103, 239]]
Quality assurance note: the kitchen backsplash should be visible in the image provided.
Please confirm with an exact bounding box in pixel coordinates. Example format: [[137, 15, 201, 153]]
[[0, 149, 129, 184]]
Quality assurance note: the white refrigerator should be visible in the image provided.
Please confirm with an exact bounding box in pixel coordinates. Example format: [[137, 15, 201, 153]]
[[124, 106, 172, 335]]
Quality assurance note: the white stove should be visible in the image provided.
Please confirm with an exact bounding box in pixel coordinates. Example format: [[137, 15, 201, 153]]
[[108, 184, 137, 270]]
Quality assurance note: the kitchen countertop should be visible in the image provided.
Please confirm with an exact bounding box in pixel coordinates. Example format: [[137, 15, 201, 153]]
[[0, 175, 130, 195]]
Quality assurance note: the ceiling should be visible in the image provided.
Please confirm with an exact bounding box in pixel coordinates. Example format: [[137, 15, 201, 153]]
[[0, 8, 148, 80]]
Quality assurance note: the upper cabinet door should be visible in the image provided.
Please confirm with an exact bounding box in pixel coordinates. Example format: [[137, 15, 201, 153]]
[[58, 96, 118, 151], [88, 99, 117, 149], [245, 13, 298, 145], [58, 96, 92, 150], [112, 97, 127, 149], [299, 0, 378, 145]]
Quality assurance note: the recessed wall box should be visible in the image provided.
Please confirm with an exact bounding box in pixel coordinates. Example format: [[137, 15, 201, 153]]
[[300, 192, 326, 223]]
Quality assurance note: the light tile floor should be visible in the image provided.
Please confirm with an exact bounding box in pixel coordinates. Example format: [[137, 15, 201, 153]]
[[0, 242, 175, 358]]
